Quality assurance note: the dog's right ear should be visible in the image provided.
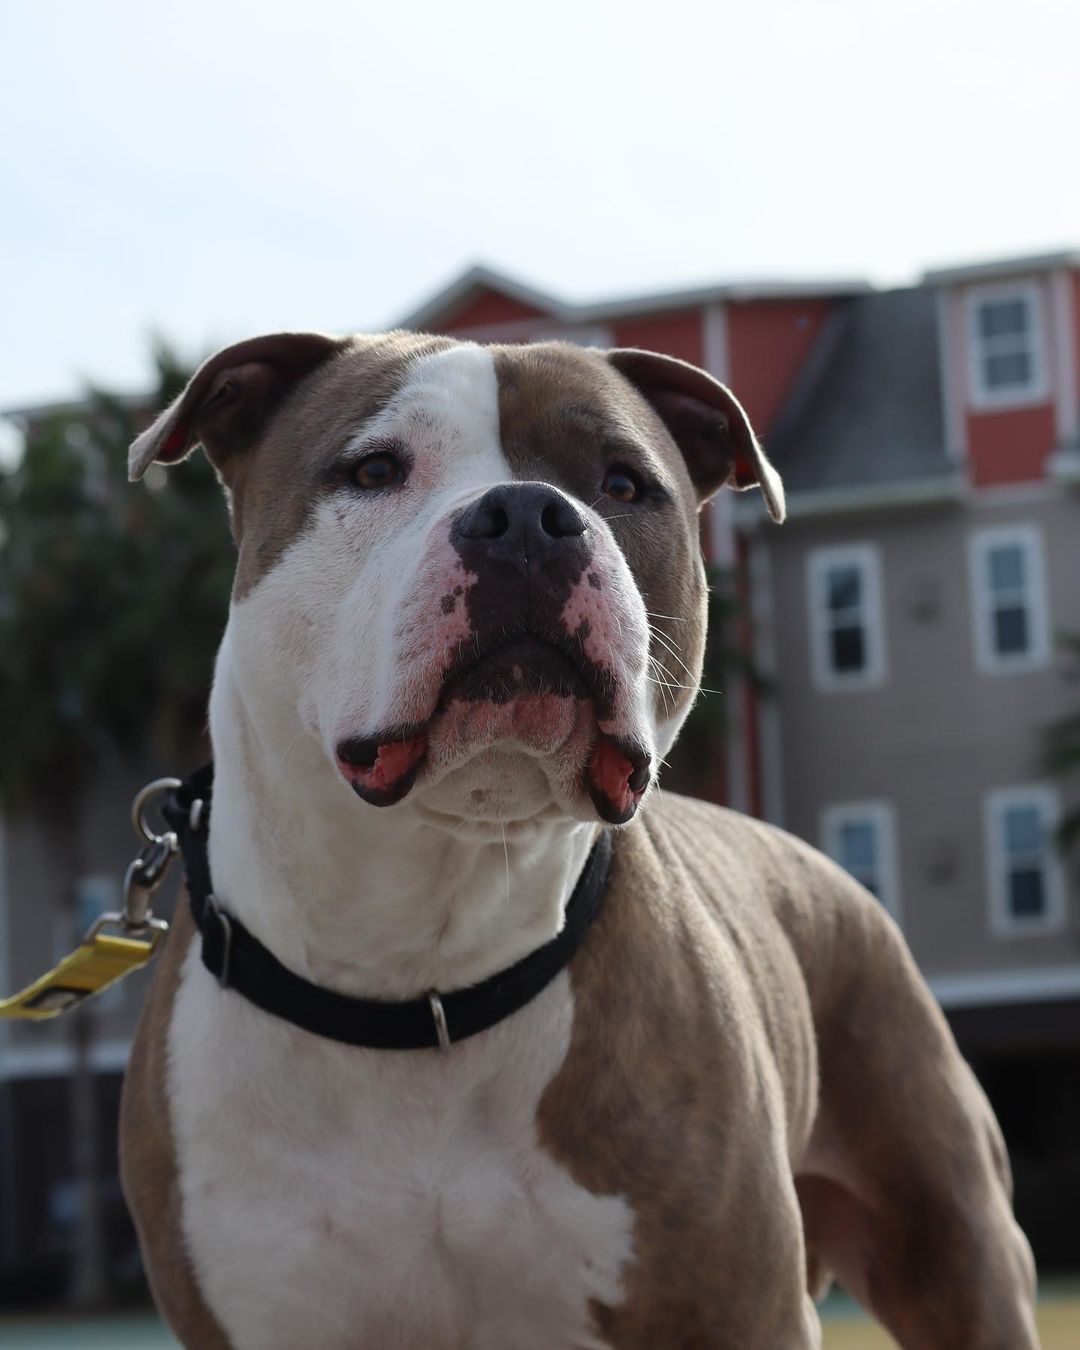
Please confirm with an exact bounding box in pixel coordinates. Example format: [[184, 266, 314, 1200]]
[[128, 332, 347, 481]]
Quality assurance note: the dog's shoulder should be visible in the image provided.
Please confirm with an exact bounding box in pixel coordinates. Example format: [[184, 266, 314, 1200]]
[[119, 899, 231, 1350], [625, 791, 909, 1017]]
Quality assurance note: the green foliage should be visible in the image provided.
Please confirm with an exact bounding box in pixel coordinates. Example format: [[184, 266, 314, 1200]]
[[1043, 632, 1080, 855], [662, 564, 770, 796], [0, 341, 233, 816]]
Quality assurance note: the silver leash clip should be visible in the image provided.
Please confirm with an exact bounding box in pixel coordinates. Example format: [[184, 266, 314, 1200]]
[[111, 777, 182, 939]]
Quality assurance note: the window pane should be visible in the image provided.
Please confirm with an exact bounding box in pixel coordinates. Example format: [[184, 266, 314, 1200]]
[[839, 821, 877, 871], [827, 566, 862, 612], [988, 544, 1025, 594], [1004, 804, 1042, 856], [994, 606, 1029, 655], [984, 351, 1032, 389], [831, 625, 866, 672], [978, 298, 1029, 339], [1008, 866, 1045, 918]]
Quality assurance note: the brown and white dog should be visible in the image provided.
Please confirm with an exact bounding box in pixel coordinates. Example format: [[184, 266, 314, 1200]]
[[120, 333, 1038, 1349]]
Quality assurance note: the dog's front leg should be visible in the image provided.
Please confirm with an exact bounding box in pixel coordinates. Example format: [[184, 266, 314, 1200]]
[[795, 876, 1038, 1349]]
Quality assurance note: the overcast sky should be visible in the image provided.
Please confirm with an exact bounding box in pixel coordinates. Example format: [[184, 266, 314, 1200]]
[[1, 0, 1077, 410]]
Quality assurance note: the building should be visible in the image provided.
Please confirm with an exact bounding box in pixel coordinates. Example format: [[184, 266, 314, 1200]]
[[1, 250, 1078, 1297]]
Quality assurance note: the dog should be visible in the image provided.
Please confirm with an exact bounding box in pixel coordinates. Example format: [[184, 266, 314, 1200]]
[[119, 331, 1038, 1349]]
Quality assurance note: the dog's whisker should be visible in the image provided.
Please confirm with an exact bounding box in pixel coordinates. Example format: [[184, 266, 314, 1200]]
[[650, 631, 698, 682], [645, 674, 675, 712], [648, 624, 687, 659]]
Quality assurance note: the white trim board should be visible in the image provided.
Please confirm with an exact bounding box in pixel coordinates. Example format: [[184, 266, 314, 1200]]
[[929, 964, 1080, 1009], [1050, 269, 1079, 444]]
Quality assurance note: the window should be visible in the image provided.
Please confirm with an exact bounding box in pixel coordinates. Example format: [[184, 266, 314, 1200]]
[[807, 545, 886, 690], [985, 787, 1066, 935], [967, 283, 1047, 409], [968, 526, 1049, 672], [822, 801, 900, 921]]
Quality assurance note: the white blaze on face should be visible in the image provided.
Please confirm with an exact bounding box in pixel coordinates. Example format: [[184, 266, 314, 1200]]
[[224, 341, 663, 823]]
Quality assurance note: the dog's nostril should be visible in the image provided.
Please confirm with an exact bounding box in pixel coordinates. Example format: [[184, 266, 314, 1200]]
[[540, 498, 586, 539], [481, 504, 510, 539], [462, 500, 510, 539]]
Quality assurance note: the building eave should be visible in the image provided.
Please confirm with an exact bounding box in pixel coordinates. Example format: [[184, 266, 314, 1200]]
[[395, 264, 873, 333], [582, 278, 871, 322], [734, 472, 966, 527], [922, 249, 1080, 287]]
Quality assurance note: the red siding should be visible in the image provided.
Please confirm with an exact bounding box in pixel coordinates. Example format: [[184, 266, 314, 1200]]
[[726, 300, 831, 435], [440, 289, 550, 332], [609, 311, 704, 366], [736, 532, 763, 820], [965, 404, 1058, 486]]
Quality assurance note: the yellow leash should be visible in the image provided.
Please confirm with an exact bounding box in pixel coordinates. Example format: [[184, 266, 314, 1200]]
[[0, 925, 164, 1021], [0, 779, 178, 1021]]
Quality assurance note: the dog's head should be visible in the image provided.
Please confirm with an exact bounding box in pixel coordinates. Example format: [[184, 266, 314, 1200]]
[[130, 333, 782, 832]]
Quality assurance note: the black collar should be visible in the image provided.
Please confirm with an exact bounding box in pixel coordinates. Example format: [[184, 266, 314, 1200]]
[[161, 765, 611, 1052]]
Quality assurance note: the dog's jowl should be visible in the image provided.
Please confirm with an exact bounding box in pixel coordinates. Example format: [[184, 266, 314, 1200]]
[[119, 333, 1038, 1348]]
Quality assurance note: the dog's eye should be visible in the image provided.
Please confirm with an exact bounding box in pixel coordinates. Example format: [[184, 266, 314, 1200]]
[[601, 467, 641, 504], [352, 452, 404, 491]]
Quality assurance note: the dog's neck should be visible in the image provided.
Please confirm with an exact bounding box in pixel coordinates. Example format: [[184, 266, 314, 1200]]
[[206, 641, 598, 1001]]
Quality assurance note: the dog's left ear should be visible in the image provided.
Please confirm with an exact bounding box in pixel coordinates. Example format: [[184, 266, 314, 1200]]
[[128, 331, 347, 481], [606, 348, 785, 522]]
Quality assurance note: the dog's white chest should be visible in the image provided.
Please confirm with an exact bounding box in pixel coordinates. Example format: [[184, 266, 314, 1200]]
[[169, 949, 634, 1350]]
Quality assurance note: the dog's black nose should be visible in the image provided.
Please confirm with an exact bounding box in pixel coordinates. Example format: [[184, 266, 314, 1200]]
[[453, 483, 587, 561]]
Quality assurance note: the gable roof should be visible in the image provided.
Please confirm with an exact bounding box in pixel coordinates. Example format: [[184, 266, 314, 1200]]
[[765, 287, 952, 496], [395, 263, 870, 332], [397, 265, 568, 331]]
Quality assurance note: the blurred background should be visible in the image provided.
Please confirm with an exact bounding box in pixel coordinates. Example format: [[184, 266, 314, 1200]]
[[1, 1, 1078, 1344]]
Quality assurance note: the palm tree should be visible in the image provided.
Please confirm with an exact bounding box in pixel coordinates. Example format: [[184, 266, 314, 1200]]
[[0, 341, 232, 1305]]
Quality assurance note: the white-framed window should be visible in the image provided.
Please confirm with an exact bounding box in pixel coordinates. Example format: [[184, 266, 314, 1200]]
[[807, 544, 887, 691], [984, 786, 1066, 936], [966, 282, 1048, 409], [822, 800, 901, 921], [968, 525, 1050, 673]]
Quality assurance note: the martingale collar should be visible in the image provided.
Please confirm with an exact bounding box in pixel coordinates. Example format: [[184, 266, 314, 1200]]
[[161, 766, 612, 1052]]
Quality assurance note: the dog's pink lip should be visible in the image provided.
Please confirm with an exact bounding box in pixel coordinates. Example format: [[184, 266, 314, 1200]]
[[336, 729, 429, 807], [584, 734, 651, 825]]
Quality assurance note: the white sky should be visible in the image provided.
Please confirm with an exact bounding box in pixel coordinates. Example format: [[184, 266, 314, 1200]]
[[1, 0, 1077, 409]]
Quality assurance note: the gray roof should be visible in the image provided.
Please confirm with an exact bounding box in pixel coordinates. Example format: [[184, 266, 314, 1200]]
[[765, 287, 952, 495]]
